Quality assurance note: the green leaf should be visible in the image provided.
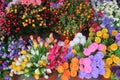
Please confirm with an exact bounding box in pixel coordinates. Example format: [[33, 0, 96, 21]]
[[84, 38, 92, 48]]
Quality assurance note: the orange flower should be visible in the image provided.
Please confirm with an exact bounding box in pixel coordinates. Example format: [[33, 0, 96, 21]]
[[57, 65, 64, 73], [63, 70, 70, 77], [71, 57, 79, 64], [61, 74, 69, 80], [70, 63, 79, 71], [70, 70, 77, 77], [62, 62, 69, 69]]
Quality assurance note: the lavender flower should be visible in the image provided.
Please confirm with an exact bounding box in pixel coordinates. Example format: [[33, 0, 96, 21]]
[[115, 33, 120, 40], [115, 70, 120, 78], [111, 66, 120, 73], [4, 76, 10, 80], [79, 52, 105, 79]]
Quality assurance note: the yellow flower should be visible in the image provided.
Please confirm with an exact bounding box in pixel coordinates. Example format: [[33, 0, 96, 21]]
[[21, 50, 27, 54], [110, 43, 118, 51], [23, 58, 28, 62], [89, 32, 93, 37], [113, 56, 120, 64], [103, 68, 111, 78], [57, 65, 64, 73], [102, 33, 109, 39], [21, 62, 26, 67], [32, 24, 36, 27], [42, 61, 47, 66], [71, 49, 77, 55], [112, 30, 118, 36], [96, 31, 102, 37], [16, 66, 22, 71], [105, 58, 113, 66], [24, 69, 29, 73], [95, 37, 101, 43], [102, 28, 108, 33], [33, 74, 39, 79], [26, 54, 31, 59], [89, 28, 94, 32], [18, 71, 23, 75]]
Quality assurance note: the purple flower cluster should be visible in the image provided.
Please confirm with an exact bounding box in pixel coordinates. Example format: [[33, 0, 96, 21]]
[[0, 38, 25, 79], [65, 46, 74, 60], [78, 51, 105, 79], [50, 1, 63, 8], [111, 66, 120, 78], [115, 33, 120, 46]]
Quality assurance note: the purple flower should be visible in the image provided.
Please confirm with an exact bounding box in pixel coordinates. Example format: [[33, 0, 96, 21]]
[[115, 70, 120, 78], [92, 68, 99, 78], [4, 76, 10, 80], [117, 41, 120, 46], [95, 51, 104, 59], [108, 27, 115, 34], [111, 66, 120, 73], [78, 72, 86, 79], [115, 33, 120, 40]]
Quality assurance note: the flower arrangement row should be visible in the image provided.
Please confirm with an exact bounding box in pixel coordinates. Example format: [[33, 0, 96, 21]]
[[0, 29, 120, 80]]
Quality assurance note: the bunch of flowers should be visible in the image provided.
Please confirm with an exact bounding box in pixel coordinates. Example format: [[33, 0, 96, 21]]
[[50, 0, 94, 37], [0, 0, 5, 10], [10, 33, 57, 79], [111, 65, 120, 79], [57, 57, 79, 80], [95, 0, 120, 29], [3, 4, 25, 37], [104, 54, 120, 78], [79, 51, 105, 79], [47, 43, 68, 69], [0, 37, 25, 80]]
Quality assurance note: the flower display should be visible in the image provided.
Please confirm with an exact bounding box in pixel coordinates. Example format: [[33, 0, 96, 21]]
[[79, 52, 105, 79], [1, 0, 120, 80], [0, 38, 25, 80], [10, 34, 55, 79], [50, 0, 94, 37], [95, 0, 120, 29], [57, 57, 79, 80], [47, 43, 68, 69]]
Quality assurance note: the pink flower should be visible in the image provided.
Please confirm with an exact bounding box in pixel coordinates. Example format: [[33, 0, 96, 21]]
[[98, 44, 104, 51], [35, 0, 41, 5], [84, 66, 92, 73], [79, 58, 84, 64], [79, 64, 84, 72], [88, 43, 98, 53], [83, 58, 91, 66], [83, 48, 91, 56]]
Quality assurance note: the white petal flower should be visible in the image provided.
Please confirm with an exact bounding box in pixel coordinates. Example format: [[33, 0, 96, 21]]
[[46, 69, 52, 74], [73, 37, 80, 45], [69, 41, 75, 47], [35, 68, 40, 74], [16, 61, 21, 66], [80, 38, 86, 45], [75, 33, 83, 39], [44, 75, 49, 79], [35, 50, 39, 55], [31, 49, 35, 55]]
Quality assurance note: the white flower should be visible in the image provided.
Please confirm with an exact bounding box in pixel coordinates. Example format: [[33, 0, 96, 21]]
[[75, 33, 83, 39], [44, 75, 49, 79], [69, 41, 75, 47], [16, 61, 21, 66], [35, 50, 39, 55], [57, 41, 65, 46], [41, 55, 46, 60], [46, 69, 52, 74], [35, 68, 40, 75], [18, 57, 22, 62], [21, 55, 26, 59], [25, 74, 30, 77], [31, 49, 35, 55], [80, 38, 86, 45], [73, 37, 80, 45], [27, 63, 31, 68]]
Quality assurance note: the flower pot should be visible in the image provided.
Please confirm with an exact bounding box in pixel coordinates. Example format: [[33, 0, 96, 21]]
[[99, 76, 112, 80], [71, 76, 89, 80], [38, 71, 58, 80]]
